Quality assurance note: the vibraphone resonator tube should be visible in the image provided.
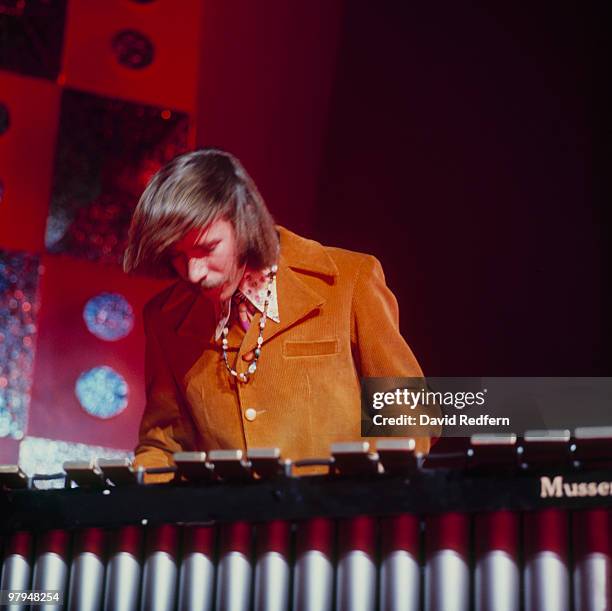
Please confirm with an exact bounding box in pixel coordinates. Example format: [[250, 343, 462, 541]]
[[522, 430, 572, 611], [103, 526, 142, 611]]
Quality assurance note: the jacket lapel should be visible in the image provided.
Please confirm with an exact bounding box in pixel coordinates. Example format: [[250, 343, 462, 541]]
[[175, 294, 218, 343], [161, 283, 225, 346], [239, 228, 339, 353], [160, 226, 338, 351], [238, 256, 325, 355]]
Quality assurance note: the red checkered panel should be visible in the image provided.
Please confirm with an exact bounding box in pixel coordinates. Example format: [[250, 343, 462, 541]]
[[61, 0, 204, 112], [0, 72, 60, 253], [29, 254, 169, 450], [0, 1, 203, 464]]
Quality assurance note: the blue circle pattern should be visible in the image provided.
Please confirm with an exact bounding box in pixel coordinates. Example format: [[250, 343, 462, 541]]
[[83, 293, 134, 341], [75, 366, 128, 419]]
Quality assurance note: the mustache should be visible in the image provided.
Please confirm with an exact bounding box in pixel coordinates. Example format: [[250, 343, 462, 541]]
[[199, 277, 223, 290]]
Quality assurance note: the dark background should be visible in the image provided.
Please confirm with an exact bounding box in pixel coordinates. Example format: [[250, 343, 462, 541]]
[[315, 2, 609, 376]]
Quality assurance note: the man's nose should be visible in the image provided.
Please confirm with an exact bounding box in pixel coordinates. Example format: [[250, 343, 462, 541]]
[[187, 258, 208, 283]]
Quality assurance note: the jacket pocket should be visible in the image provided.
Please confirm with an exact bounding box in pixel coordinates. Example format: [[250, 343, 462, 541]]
[[283, 338, 339, 358]]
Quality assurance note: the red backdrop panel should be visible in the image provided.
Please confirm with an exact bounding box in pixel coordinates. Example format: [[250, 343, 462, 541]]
[[0, 72, 60, 252], [29, 254, 169, 449], [61, 0, 204, 112]]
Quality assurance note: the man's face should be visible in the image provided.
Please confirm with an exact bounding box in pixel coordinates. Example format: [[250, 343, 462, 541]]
[[170, 218, 243, 299]]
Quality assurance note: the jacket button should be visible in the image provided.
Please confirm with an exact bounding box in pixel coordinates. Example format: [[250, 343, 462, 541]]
[[245, 408, 257, 422]]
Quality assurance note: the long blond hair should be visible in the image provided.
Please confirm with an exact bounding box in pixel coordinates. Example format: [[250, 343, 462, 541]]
[[123, 148, 278, 277]]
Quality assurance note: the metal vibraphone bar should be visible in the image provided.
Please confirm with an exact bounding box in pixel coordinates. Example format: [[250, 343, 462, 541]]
[[1, 429, 612, 610]]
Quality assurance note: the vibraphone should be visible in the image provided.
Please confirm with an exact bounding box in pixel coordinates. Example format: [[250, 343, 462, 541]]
[[1, 429, 611, 611]]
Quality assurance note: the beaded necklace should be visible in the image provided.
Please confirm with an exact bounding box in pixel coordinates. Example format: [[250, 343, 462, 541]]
[[220, 264, 277, 383]]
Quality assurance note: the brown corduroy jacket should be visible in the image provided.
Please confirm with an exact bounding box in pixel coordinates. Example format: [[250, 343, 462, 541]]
[[135, 227, 439, 480]]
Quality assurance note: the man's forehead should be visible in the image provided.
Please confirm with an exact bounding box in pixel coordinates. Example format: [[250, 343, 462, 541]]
[[175, 219, 230, 248], [175, 227, 207, 249]]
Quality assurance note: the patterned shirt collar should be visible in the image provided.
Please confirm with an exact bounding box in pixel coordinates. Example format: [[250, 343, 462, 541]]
[[214, 267, 280, 340]]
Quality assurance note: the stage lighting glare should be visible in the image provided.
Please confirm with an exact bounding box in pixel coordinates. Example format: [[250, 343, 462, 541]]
[[75, 366, 128, 419], [0, 407, 11, 436], [0, 250, 39, 441], [83, 292, 134, 341]]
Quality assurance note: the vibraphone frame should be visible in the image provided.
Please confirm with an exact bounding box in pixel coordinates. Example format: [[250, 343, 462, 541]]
[[2, 467, 612, 530], [1, 431, 612, 611]]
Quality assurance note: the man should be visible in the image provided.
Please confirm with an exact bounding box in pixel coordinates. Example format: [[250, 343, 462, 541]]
[[124, 148, 437, 480]]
